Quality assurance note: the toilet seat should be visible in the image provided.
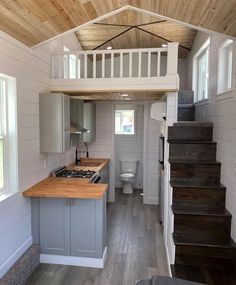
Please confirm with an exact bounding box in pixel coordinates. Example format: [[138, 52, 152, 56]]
[[120, 173, 135, 179]]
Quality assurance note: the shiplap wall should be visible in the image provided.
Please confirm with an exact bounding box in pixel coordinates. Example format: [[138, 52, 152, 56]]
[[87, 101, 161, 204], [143, 104, 161, 204], [86, 102, 115, 202], [0, 32, 79, 278], [186, 32, 236, 240], [115, 104, 144, 189]]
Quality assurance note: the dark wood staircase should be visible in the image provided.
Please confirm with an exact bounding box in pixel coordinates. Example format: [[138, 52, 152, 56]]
[[169, 121, 236, 285]]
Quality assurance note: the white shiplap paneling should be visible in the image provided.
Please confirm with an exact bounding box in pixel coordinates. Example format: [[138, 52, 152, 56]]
[[115, 104, 144, 189], [0, 31, 80, 278], [186, 33, 236, 240]]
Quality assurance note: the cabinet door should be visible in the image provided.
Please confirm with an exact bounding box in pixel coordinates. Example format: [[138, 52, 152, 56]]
[[40, 198, 70, 255], [70, 197, 106, 258]]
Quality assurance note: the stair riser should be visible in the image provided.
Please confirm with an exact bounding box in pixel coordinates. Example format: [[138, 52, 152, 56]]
[[171, 163, 221, 186], [169, 143, 216, 161], [175, 255, 235, 270], [172, 187, 226, 212], [168, 126, 213, 141], [178, 91, 194, 104], [178, 107, 195, 121], [174, 215, 231, 243], [175, 244, 236, 260]]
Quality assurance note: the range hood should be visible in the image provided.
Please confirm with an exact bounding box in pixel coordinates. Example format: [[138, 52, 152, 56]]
[[68, 125, 90, 134]]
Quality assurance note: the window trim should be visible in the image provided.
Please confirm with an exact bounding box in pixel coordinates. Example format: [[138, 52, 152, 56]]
[[0, 74, 18, 200], [192, 38, 210, 103], [0, 77, 8, 194], [217, 39, 233, 95]]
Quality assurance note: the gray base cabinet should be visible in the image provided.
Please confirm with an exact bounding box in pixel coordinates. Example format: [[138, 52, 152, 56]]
[[40, 198, 70, 256], [71, 197, 106, 258], [39, 196, 106, 259]]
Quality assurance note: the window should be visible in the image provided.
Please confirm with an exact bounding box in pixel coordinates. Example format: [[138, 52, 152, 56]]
[[193, 38, 210, 102], [115, 109, 135, 135], [0, 79, 6, 190], [63, 46, 80, 79], [217, 39, 233, 94], [0, 74, 18, 200]]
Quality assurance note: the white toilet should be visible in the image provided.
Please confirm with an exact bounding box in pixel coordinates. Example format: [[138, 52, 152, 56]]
[[120, 160, 138, 194]]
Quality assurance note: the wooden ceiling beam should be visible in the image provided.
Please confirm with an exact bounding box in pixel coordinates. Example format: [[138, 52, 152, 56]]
[[135, 27, 191, 51], [93, 26, 135, 50]]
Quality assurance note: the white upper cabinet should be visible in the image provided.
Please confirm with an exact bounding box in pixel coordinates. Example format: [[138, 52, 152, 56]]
[[39, 93, 70, 153]]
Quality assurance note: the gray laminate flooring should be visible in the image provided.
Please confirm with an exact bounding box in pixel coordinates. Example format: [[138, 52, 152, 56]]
[[26, 189, 169, 285]]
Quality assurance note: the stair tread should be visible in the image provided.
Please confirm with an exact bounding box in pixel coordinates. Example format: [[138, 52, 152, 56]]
[[173, 234, 236, 248], [169, 159, 221, 165], [173, 121, 213, 127], [170, 180, 226, 189], [172, 205, 232, 217], [168, 140, 216, 144]]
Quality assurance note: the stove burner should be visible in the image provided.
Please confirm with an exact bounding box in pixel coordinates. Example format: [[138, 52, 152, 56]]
[[56, 169, 96, 179]]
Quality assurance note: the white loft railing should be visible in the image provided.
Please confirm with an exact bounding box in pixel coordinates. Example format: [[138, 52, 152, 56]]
[[51, 43, 179, 80]]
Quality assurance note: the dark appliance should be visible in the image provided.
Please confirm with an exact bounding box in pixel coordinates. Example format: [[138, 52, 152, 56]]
[[52, 167, 100, 183], [158, 135, 165, 224]]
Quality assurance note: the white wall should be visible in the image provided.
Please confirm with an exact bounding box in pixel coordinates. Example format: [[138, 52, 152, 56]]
[[115, 104, 144, 189], [143, 104, 161, 204], [0, 31, 80, 278], [87, 101, 161, 204], [186, 32, 236, 241], [86, 102, 116, 202]]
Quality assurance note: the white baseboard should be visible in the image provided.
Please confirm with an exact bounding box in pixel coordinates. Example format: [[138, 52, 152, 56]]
[[0, 237, 33, 278], [40, 247, 107, 269], [143, 197, 159, 205]]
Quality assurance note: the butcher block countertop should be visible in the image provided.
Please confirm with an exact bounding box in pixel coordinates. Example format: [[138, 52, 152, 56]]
[[23, 158, 110, 199], [68, 158, 110, 172]]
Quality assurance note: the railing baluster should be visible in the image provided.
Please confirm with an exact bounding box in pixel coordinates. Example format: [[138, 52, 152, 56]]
[[84, 54, 87, 78], [138, 52, 142, 77], [102, 53, 105, 78], [147, 51, 151, 77], [75, 54, 78, 79], [51, 47, 169, 80], [120, 52, 123, 78], [157, 51, 161, 76], [93, 53, 96, 78], [67, 54, 70, 79], [111, 53, 114, 78], [129, 52, 132, 77]]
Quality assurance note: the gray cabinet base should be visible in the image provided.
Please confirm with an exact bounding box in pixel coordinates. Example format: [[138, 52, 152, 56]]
[[40, 246, 107, 268]]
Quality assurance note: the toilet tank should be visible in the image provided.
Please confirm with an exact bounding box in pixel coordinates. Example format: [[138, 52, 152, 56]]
[[120, 160, 138, 175]]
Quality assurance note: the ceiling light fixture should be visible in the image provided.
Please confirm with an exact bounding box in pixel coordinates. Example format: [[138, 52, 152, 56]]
[[162, 44, 167, 48], [106, 46, 112, 50], [121, 94, 129, 97]]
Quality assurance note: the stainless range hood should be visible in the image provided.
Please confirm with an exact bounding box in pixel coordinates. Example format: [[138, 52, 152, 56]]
[[69, 125, 90, 134]]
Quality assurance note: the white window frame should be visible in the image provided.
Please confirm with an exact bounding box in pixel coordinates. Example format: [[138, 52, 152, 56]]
[[0, 78, 8, 193], [115, 105, 136, 136], [0, 74, 18, 201], [217, 39, 233, 95], [193, 38, 210, 102]]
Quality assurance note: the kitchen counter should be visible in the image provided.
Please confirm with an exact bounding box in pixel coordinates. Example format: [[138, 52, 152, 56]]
[[23, 158, 110, 199], [69, 158, 110, 172]]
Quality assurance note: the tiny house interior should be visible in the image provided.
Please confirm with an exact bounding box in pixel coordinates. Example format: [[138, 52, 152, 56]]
[[0, 2, 236, 285]]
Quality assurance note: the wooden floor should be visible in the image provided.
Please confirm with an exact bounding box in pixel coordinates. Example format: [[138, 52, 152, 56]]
[[26, 189, 169, 285]]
